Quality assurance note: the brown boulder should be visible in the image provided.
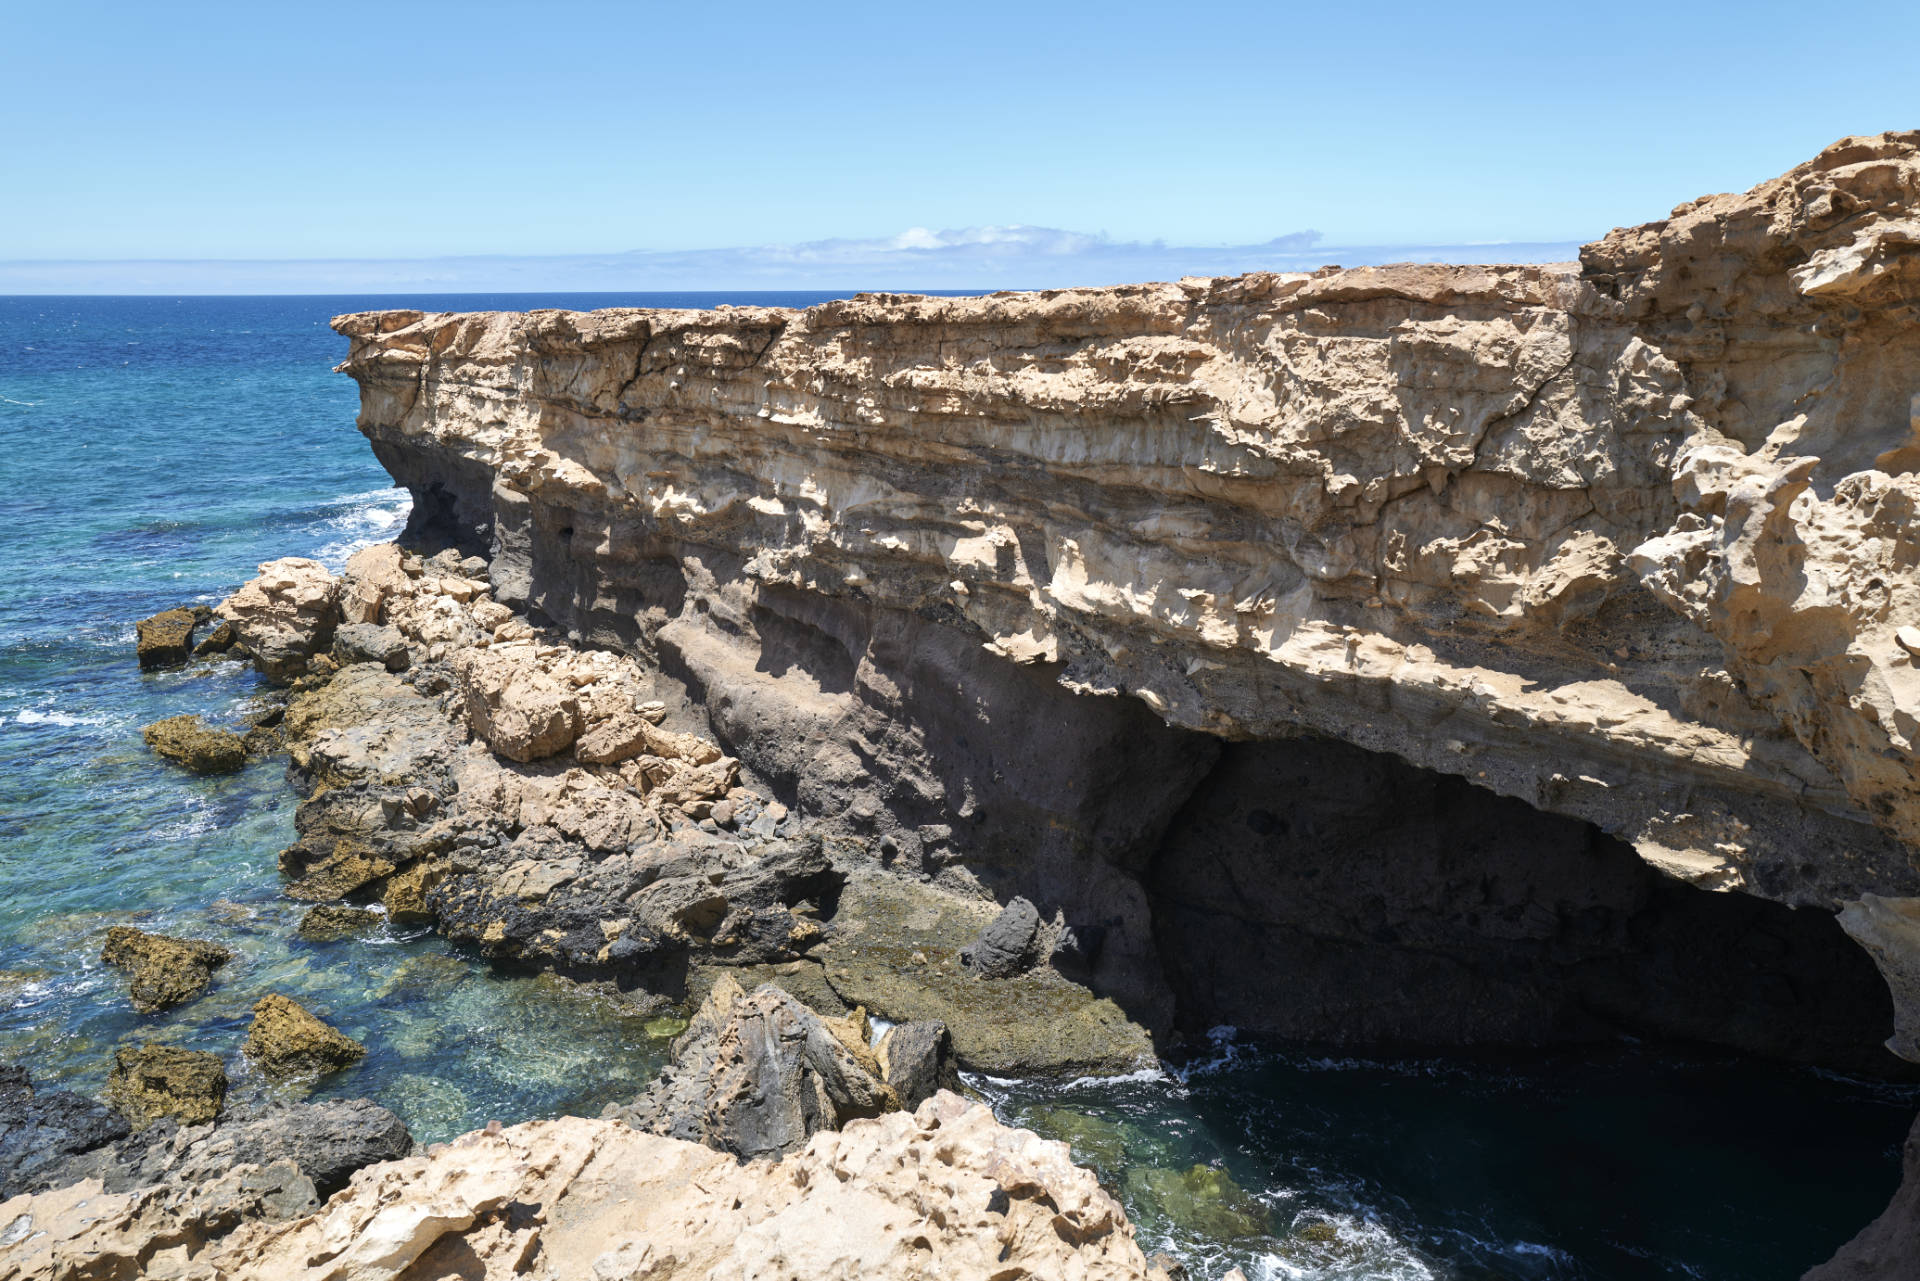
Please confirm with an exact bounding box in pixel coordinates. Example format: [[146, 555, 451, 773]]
[[100, 927, 231, 1013], [141, 715, 247, 775], [134, 608, 198, 669], [296, 905, 382, 941], [243, 995, 366, 1078], [105, 1043, 227, 1128]]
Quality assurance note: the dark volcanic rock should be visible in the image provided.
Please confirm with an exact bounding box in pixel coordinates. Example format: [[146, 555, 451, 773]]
[[106, 1043, 227, 1128], [100, 926, 231, 1013], [141, 714, 248, 775], [1, 1062, 409, 1207], [167, 1099, 412, 1199], [332, 622, 409, 672], [135, 608, 198, 669], [874, 1020, 960, 1109], [960, 895, 1042, 979], [610, 976, 897, 1161], [0, 1064, 131, 1197]]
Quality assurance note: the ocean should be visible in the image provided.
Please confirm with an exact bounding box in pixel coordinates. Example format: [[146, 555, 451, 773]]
[[0, 294, 1914, 1280]]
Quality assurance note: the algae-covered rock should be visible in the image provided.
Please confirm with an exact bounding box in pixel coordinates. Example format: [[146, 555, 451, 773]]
[[296, 905, 382, 941], [100, 926, 231, 1013], [106, 1043, 227, 1128], [135, 608, 198, 669], [191, 618, 236, 657], [243, 994, 366, 1078], [141, 714, 247, 775], [379, 861, 437, 924], [1020, 1105, 1141, 1176], [822, 877, 1156, 1076], [1122, 1163, 1272, 1241]]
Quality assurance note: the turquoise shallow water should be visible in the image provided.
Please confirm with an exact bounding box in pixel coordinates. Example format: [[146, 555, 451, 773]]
[[1, 295, 1915, 1279]]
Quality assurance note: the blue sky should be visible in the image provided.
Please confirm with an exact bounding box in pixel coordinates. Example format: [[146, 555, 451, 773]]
[[3, 0, 1917, 291]]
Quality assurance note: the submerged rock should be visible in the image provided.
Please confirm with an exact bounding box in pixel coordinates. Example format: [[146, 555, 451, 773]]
[[1123, 1163, 1273, 1241], [295, 904, 382, 941], [105, 1043, 227, 1128], [134, 607, 198, 669], [99, 925, 231, 1012], [140, 713, 248, 774], [242, 994, 366, 1078]]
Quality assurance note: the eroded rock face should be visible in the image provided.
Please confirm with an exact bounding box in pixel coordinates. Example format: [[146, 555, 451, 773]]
[[105, 1044, 227, 1129], [242, 994, 366, 1078], [215, 557, 340, 682], [0, 1097, 1170, 1281], [100, 926, 232, 1013], [332, 133, 1920, 1062], [141, 714, 248, 775], [611, 975, 898, 1160]]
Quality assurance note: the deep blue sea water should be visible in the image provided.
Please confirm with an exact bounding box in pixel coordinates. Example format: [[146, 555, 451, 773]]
[[1, 295, 1915, 1280]]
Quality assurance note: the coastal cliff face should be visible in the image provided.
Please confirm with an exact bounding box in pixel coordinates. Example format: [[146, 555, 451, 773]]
[[333, 133, 1920, 1063]]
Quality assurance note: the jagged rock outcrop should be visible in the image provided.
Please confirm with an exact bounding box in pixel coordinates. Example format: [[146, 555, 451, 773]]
[[227, 549, 1150, 1073], [100, 927, 232, 1013], [610, 975, 900, 1159], [0, 1095, 1172, 1281], [332, 132, 1920, 1064], [215, 556, 340, 682], [241, 995, 366, 1078]]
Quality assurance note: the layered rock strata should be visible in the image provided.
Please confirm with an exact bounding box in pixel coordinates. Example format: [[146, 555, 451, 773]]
[[333, 132, 1920, 1064], [240, 546, 1148, 1074]]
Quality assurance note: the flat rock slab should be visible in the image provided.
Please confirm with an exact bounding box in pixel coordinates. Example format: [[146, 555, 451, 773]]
[[821, 877, 1155, 1077], [141, 715, 247, 775]]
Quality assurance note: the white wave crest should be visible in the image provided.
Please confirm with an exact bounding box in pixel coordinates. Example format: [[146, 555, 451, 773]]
[[13, 708, 110, 728], [313, 487, 412, 570]]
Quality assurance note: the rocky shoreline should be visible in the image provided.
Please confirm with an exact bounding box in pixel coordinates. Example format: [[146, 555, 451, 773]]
[[11, 132, 1920, 1278]]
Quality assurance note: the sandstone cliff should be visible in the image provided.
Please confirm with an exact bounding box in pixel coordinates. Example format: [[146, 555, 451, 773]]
[[332, 132, 1920, 1063]]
